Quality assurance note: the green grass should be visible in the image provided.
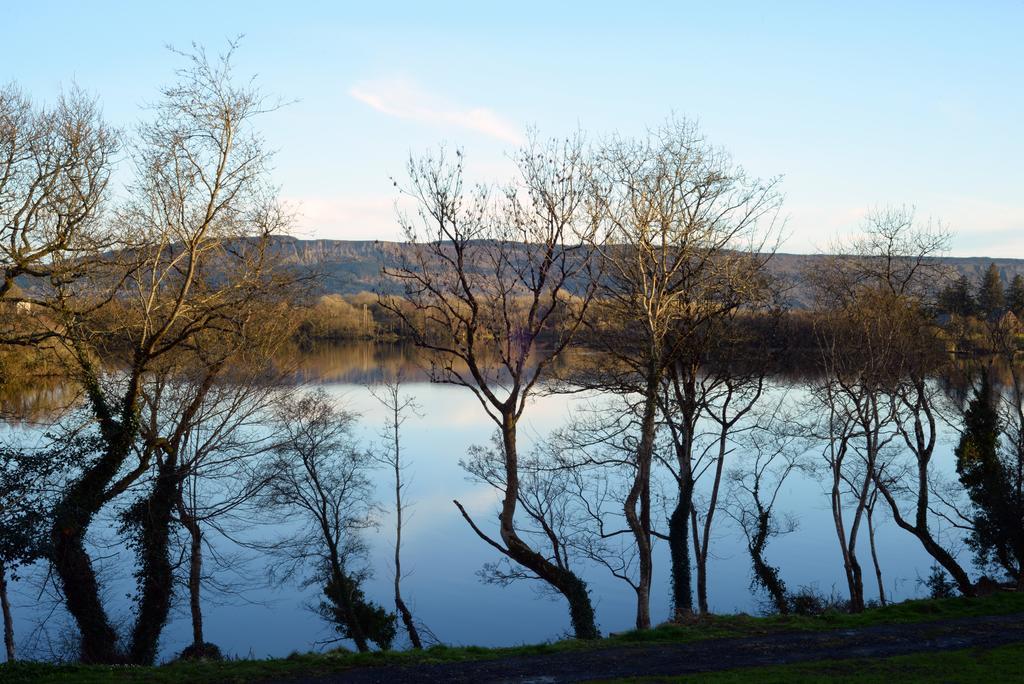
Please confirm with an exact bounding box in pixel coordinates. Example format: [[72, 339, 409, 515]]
[[649, 587, 1024, 637], [2, 591, 1022, 683], [595, 643, 1024, 683]]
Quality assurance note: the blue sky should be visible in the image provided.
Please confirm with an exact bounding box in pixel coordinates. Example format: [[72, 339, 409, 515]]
[[7, 1, 1024, 256]]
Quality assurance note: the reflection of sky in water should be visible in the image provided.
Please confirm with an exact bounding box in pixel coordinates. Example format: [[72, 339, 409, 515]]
[[3, 379, 967, 662]]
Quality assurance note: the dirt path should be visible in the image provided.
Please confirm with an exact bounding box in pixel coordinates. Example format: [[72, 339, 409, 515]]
[[269, 612, 1024, 683]]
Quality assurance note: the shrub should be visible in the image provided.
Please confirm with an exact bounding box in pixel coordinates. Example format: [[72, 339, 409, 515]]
[[176, 642, 224, 661], [787, 586, 850, 616], [922, 564, 958, 599]]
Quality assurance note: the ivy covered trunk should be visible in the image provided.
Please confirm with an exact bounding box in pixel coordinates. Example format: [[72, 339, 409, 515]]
[[668, 476, 694, 620], [49, 412, 136, 664], [749, 512, 788, 614], [187, 523, 205, 648], [321, 554, 396, 652], [126, 455, 180, 665], [326, 556, 370, 653], [669, 369, 698, 622], [1, 560, 14, 662]]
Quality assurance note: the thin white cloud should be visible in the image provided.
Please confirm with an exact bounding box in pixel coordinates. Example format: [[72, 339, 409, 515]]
[[350, 78, 524, 145], [283, 193, 408, 241]]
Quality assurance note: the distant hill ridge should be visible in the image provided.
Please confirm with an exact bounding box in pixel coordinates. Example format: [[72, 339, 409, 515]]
[[267, 236, 1024, 303]]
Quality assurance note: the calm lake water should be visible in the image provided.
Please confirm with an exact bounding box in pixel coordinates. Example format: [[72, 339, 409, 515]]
[[2, 342, 966, 662]]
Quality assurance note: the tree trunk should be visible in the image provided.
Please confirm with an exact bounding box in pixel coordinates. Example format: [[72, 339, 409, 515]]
[[669, 370, 698, 621], [918, 530, 974, 595], [392, 421, 422, 649], [830, 470, 865, 613], [845, 503, 866, 613], [395, 595, 420, 650], [50, 430, 133, 664], [669, 474, 694, 621], [830, 420, 873, 614], [867, 504, 886, 606], [874, 467, 975, 596], [127, 458, 180, 665], [329, 555, 370, 652], [696, 431, 728, 615], [1, 560, 14, 662], [624, 369, 657, 630], [751, 512, 788, 614], [844, 450, 874, 613], [187, 522, 204, 647], [498, 418, 598, 640]]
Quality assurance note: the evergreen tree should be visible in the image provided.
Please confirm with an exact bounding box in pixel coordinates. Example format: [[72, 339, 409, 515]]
[[977, 264, 1005, 319], [938, 275, 976, 316], [955, 369, 1024, 585], [1007, 274, 1024, 315]]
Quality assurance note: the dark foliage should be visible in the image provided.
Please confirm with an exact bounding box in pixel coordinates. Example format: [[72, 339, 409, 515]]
[[922, 564, 959, 599], [787, 586, 852, 616], [176, 642, 224, 661], [955, 370, 1024, 583], [748, 512, 789, 615], [1008, 275, 1024, 316], [0, 437, 101, 572], [937, 275, 977, 317], [319, 570, 396, 651], [977, 264, 1006, 319]]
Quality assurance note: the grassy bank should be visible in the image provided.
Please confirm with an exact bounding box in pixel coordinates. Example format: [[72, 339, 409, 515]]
[[3, 591, 1022, 683], [599, 643, 1024, 683]]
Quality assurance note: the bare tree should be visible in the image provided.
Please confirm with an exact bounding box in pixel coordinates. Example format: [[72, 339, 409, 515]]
[[262, 390, 394, 653], [726, 411, 807, 615], [1, 90, 114, 636], [0, 43, 293, 664], [0, 79, 122, 660], [810, 319, 898, 612], [550, 398, 649, 617], [876, 358, 975, 595], [369, 372, 425, 649], [808, 207, 952, 611], [120, 318, 294, 665], [461, 435, 591, 608], [588, 119, 782, 623], [0, 83, 117, 314], [130, 342, 291, 659], [382, 137, 601, 639], [684, 298, 780, 615]]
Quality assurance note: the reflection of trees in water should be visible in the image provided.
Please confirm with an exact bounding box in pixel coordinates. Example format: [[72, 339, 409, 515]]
[[283, 341, 596, 386], [0, 378, 78, 425], [937, 356, 1023, 411], [285, 341, 428, 384], [5, 343, 1019, 405], [0, 342, 534, 418], [0, 346, 78, 424]]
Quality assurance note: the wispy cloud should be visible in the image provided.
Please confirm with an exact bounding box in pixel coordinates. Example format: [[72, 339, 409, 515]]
[[350, 78, 524, 144]]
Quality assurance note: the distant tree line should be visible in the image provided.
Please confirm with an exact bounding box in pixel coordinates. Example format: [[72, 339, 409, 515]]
[[935, 264, 1024, 355], [938, 265, 1024, 321]]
